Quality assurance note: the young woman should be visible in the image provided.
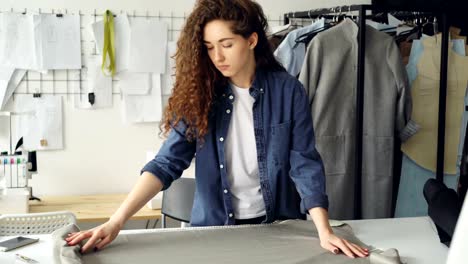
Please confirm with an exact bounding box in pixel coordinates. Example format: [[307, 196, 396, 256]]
[[66, 0, 368, 258]]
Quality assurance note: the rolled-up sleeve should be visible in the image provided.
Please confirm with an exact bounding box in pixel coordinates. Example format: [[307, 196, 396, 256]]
[[141, 121, 196, 190], [289, 81, 329, 213]]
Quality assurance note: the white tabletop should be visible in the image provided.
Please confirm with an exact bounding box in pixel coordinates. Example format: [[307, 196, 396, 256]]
[[0, 216, 448, 264], [346, 217, 448, 264]]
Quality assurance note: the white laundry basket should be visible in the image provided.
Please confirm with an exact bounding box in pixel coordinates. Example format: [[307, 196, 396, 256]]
[[0, 211, 77, 235]]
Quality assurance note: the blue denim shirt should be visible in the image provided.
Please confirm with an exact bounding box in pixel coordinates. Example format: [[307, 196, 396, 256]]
[[142, 69, 328, 226]]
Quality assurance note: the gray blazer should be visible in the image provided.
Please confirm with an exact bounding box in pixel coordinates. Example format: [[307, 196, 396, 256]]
[[299, 18, 418, 219]]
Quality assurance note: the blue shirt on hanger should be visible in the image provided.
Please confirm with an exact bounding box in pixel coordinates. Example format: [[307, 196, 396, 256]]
[[274, 18, 325, 77]]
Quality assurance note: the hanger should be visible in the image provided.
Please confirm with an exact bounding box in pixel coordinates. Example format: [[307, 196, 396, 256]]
[[394, 20, 422, 43], [421, 16, 439, 36], [268, 23, 298, 37], [294, 24, 332, 47], [337, 6, 346, 23], [294, 6, 353, 47], [347, 6, 357, 23]]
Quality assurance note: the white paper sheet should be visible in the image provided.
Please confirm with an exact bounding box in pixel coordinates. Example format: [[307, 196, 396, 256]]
[[128, 19, 167, 73], [0, 13, 40, 70], [15, 95, 63, 150], [91, 14, 130, 73], [1, 69, 26, 110], [37, 13, 81, 69], [0, 67, 15, 109], [116, 71, 151, 95], [122, 74, 162, 123], [76, 56, 113, 109], [161, 41, 176, 96]]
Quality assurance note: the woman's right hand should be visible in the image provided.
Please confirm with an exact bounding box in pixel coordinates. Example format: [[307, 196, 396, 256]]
[[65, 219, 122, 253]]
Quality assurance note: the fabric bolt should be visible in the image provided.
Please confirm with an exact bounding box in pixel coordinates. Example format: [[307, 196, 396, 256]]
[[395, 36, 466, 217], [142, 69, 328, 226], [401, 35, 468, 174], [52, 224, 82, 264], [274, 18, 325, 77], [299, 18, 415, 220], [52, 220, 402, 264]]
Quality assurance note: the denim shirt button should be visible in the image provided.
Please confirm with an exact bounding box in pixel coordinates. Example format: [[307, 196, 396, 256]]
[[224, 189, 228, 194], [226, 109, 231, 114], [219, 137, 224, 142], [229, 213, 233, 218], [229, 95, 234, 100], [220, 164, 224, 169]]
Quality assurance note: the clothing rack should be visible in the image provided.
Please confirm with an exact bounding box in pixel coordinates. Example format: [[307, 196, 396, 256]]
[[284, 4, 450, 219]]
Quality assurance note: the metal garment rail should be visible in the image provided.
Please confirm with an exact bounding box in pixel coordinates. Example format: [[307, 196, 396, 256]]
[[284, 4, 449, 219]]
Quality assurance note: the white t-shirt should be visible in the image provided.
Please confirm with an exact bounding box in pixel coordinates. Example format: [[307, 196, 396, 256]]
[[225, 83, 266, 219]]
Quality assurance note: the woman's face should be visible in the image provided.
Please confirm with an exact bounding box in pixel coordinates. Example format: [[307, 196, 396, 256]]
[[203, 19, 257, 82]]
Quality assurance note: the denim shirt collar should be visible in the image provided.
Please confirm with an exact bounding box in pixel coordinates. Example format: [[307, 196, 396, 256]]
[[219, 68, 266, 101]]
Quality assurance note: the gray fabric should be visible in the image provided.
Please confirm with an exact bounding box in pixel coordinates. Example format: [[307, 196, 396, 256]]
[[369, 249, 401, 264], [298, 18, 415, 219], [51, 224, 82, 264], [52, 220, 401, 264]]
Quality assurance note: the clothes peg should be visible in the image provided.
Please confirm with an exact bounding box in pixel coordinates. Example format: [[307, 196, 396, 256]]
[[88, 92, 95, 105], [40, 139, 48, 147]]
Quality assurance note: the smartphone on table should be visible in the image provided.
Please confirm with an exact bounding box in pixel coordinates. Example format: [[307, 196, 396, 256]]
[[0, 236, 39, 252]]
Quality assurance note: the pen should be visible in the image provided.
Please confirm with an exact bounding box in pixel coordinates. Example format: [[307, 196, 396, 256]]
[[15, 253, 39, 263], [10, 158, 14, 188]]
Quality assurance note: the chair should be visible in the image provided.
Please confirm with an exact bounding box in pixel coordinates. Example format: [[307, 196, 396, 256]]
[[161, 178, 196, 228], [0, 211, 77, 235]]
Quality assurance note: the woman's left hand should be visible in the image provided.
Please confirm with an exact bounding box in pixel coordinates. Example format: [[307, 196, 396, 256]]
[[319, 231, 369, 258]]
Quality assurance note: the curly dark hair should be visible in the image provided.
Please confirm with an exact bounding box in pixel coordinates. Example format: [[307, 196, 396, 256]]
[[161, 0, 284, 141]]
